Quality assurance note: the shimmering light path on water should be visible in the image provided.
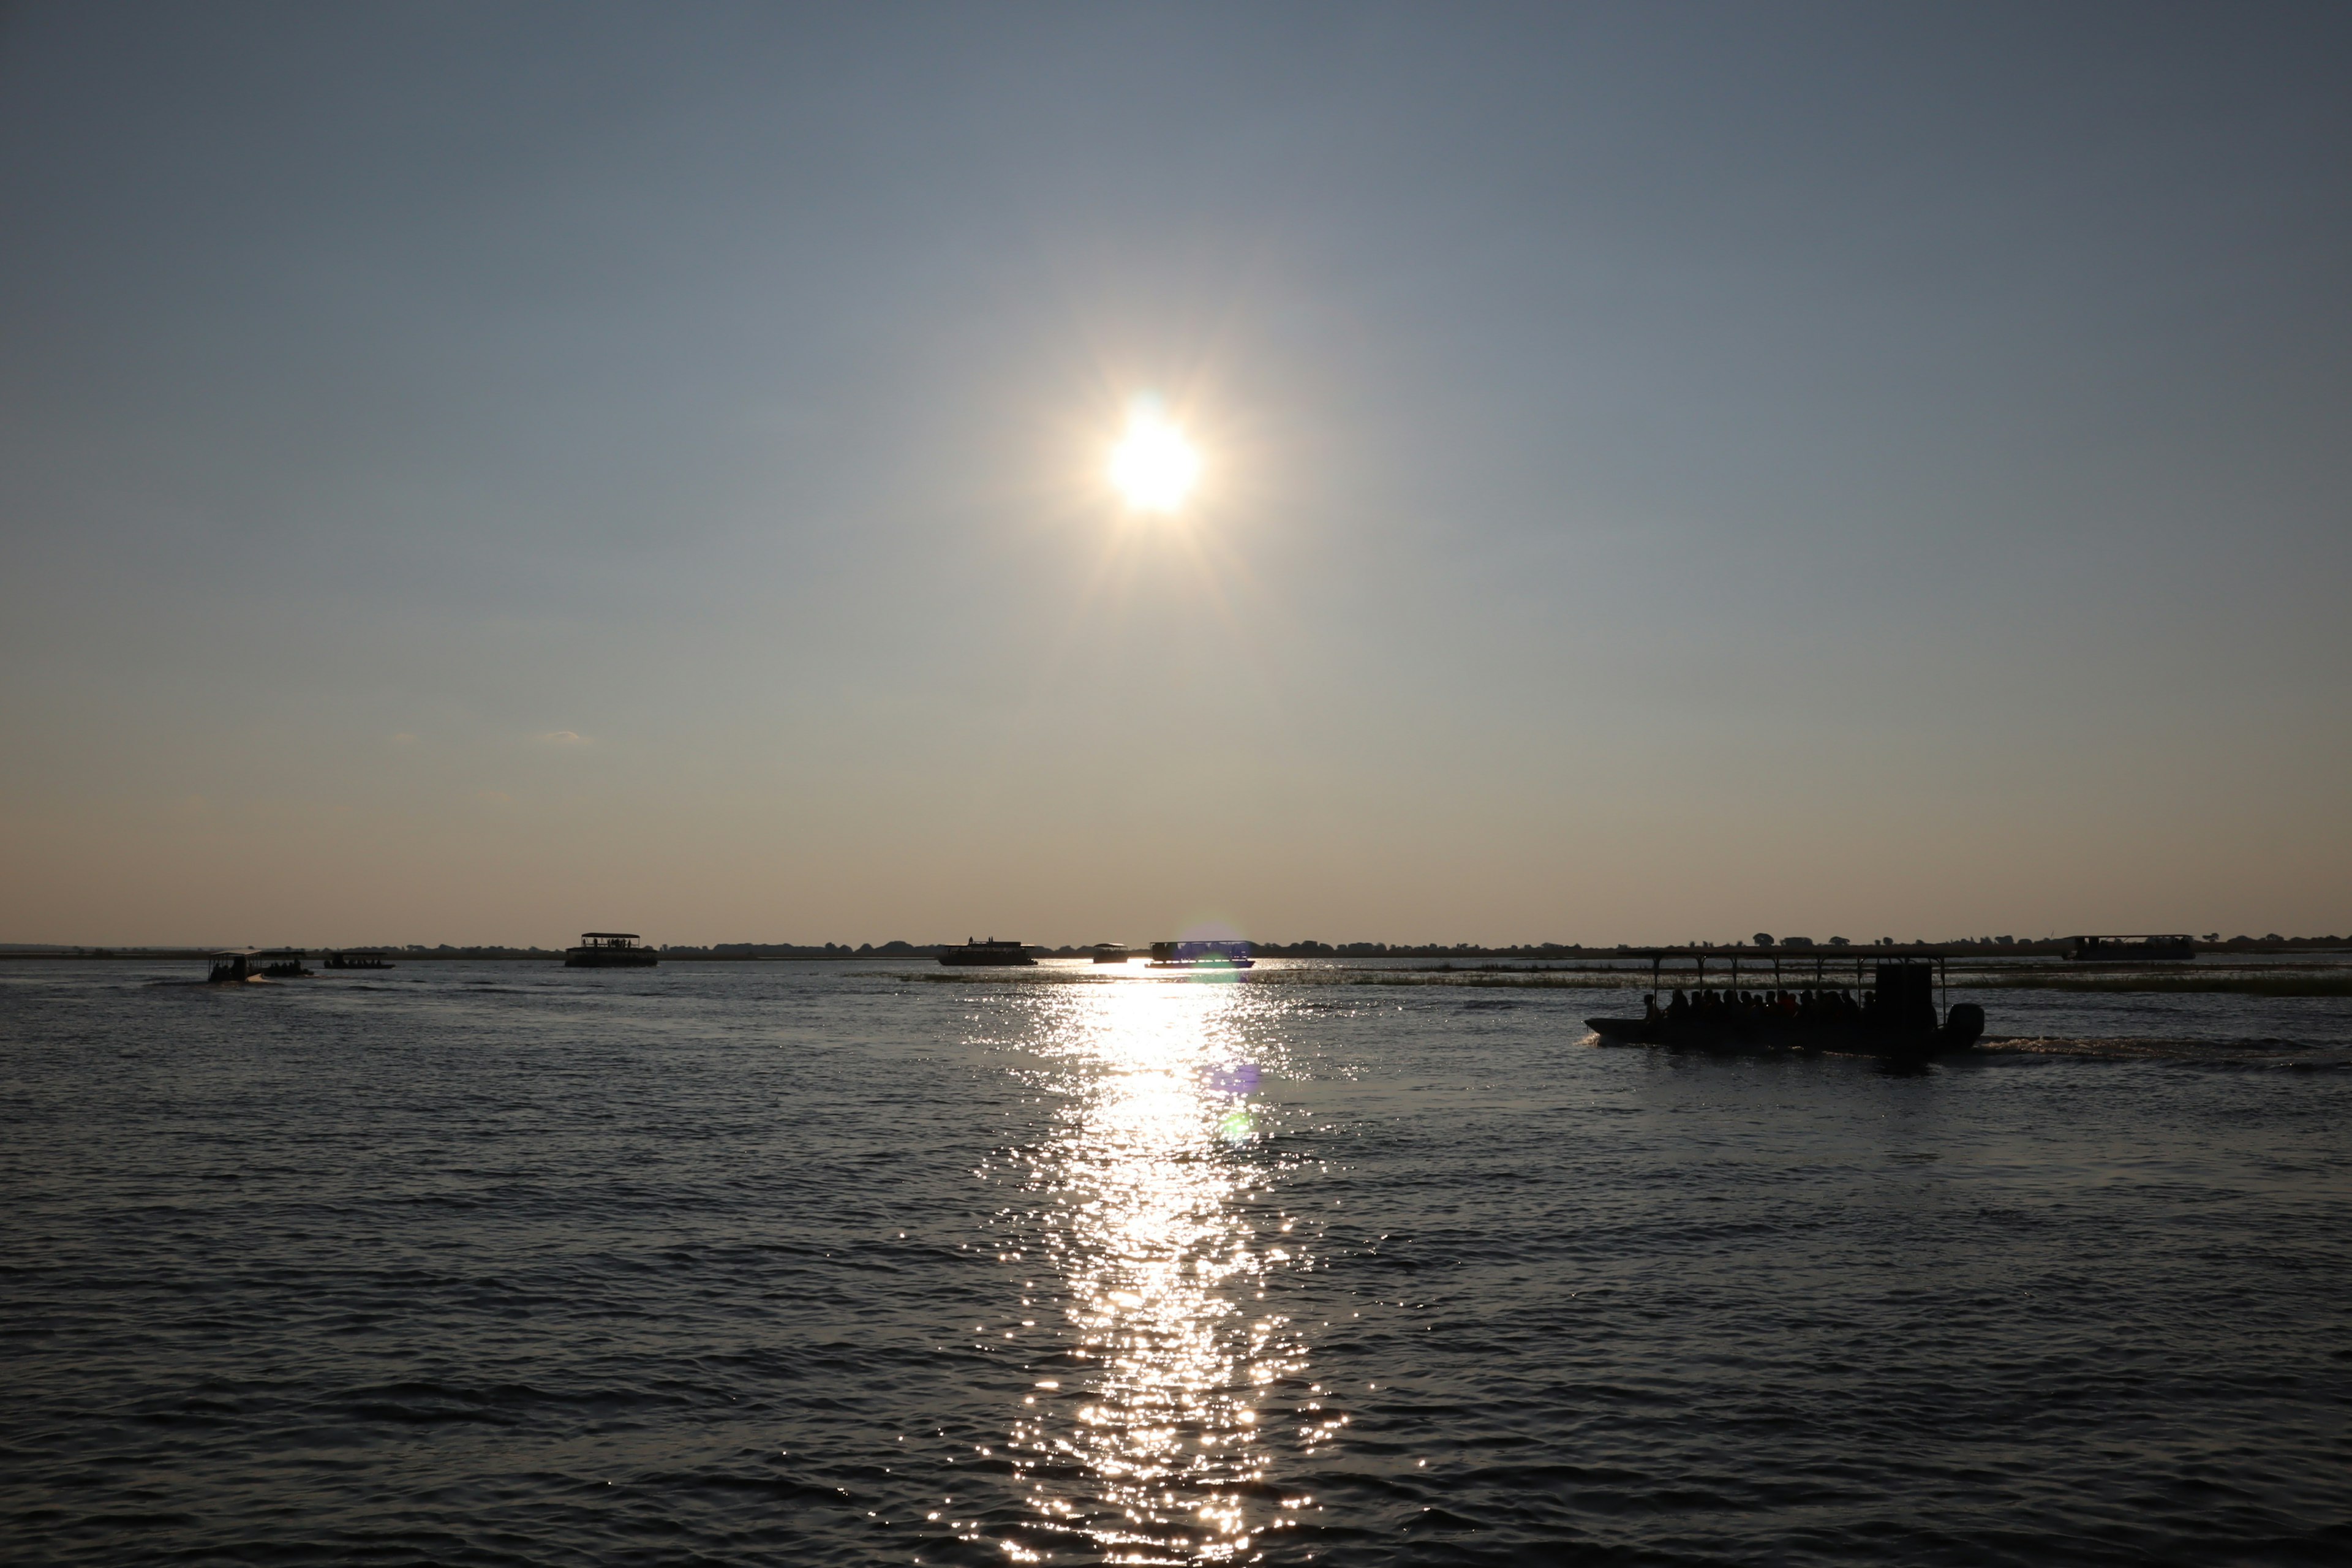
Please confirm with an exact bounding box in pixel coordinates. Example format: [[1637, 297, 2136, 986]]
[[3, 959, 2349, 1565]]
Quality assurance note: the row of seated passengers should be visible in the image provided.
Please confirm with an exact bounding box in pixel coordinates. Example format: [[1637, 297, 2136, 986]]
[[1643, 987, 1877, 1026]]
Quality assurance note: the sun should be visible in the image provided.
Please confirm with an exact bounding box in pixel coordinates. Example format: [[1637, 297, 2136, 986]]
[[1107, 410, 1201, 514]]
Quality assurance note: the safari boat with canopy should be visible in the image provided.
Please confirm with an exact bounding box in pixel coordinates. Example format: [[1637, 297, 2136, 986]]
[[1586, 948, 1983, 1062], [565, 933, 658, 968], [203, 949, 312, 983]]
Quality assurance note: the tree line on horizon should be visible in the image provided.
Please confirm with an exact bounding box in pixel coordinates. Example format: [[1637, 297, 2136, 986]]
[[7, 933, 2345, 959]]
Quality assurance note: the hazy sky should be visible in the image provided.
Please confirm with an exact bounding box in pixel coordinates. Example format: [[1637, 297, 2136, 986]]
[[4, 2, 2347, 948]]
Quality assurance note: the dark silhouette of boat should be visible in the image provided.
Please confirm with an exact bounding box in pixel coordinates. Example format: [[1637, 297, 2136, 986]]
[[1088, 944, 1132, 963], [1586, 952, 1982, 1061], [323, 951, 394, 970], [205, 950, 261, 984], [938, 937, 1036, 967], [204, 949, 311, 982], [565, 933, 658, 968], [2064, 933, 2194, 962], [1147, 940, 1254, 970]]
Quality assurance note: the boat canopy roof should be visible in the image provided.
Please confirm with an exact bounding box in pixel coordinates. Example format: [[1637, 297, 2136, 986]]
[[579, 932, 641, 940], [2067, 933, 2192, 941]]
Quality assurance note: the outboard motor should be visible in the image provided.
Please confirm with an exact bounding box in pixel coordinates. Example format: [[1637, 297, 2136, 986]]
[[1943, 1002, 1985, 1049]]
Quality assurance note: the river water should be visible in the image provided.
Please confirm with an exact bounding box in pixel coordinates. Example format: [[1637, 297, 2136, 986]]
[[3, 959, 2348, 1565]]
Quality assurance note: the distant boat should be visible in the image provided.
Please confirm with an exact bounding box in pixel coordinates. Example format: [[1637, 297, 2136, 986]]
[[1088, 944, 1132, 964], [1147, 940, 1254, 970], [565, 933, 658, 968], [204, 948, 311, 983], [323, 951, 394, 970], [2064, 933, 2195, 963], [939, 938, 1036, 967]]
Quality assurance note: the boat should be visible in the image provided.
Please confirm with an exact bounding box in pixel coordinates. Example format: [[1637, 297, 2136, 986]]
[[1585, 952, 1982, 1061], [1088, 944, 1131, 963], [2064, 933, 2195, 963], [323, 951, 394, 970], [205, 949, 262, 984], [938, 937, 1036, 967], [1147, 940, 1255, 970], [203, 948, 311, 982], [565, 932, 658, 968]]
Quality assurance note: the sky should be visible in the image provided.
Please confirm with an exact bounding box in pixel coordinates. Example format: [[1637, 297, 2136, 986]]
[[2, 1, 2348, 949]]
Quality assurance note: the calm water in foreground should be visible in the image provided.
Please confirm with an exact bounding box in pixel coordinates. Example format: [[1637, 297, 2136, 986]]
[[4, 959, 2349, 1566]]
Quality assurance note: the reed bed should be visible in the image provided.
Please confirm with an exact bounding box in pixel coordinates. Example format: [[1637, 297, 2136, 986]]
[[1962, 974, 2352, 997], [898, 964, 2352, 998]]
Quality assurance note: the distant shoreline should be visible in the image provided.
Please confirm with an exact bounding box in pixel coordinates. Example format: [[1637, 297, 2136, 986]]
[[13, 942, 2352, 1002], [6, 938, 2348, 963]]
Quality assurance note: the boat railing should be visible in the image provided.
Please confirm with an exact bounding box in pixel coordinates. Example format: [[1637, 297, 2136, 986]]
[[576, 932, 644, 951]]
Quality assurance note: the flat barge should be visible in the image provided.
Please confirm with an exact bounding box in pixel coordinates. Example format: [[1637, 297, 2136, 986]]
[[939, 938, 1036, 967], [1147, 940, 1255, 970], [2064, 933, 2195, 963]]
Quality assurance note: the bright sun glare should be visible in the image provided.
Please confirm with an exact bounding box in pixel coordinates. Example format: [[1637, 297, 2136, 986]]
[[1108, 411, 1200, 514]]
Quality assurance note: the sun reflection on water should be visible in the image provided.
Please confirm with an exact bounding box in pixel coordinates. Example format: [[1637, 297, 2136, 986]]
[[996, 975, 1317, 1563]]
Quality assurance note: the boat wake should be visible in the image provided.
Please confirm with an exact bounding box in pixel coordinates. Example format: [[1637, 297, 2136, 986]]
[[1978, 1035, 2352, 1066]]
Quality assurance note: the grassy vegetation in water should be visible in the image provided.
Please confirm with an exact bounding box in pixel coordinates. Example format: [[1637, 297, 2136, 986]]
[[1964, 974, 2352, 997], [900, 965, 2352, 997], [902, 968, 1651, 989]]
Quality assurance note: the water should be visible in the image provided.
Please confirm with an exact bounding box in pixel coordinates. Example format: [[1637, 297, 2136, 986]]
[[4, 959, 2349, 1566]]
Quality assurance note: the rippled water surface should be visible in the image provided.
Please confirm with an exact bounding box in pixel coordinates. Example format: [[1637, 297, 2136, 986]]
[[4, 959, 2350, 1565]]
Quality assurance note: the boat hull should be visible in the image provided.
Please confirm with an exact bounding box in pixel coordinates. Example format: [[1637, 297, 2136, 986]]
[[1584, 1008, 1982, 1059], [565, 949, 658, 968]]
